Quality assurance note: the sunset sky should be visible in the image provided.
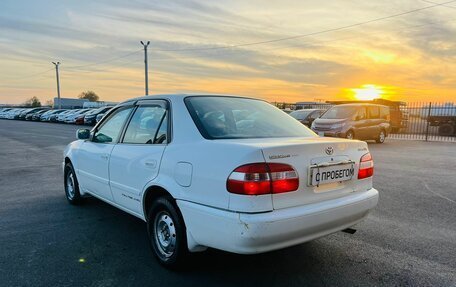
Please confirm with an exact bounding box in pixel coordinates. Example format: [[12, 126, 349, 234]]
[[1, 0, 456, 104]]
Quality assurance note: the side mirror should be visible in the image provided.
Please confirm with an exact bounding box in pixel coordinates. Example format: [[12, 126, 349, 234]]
[[76, 129, 90, 140]]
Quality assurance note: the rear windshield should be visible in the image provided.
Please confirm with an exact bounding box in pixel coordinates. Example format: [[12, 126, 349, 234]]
[[321, 106, 357, 119], [185, 96, 315, 139]]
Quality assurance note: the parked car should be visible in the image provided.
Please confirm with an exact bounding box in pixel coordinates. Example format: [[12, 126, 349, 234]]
[[0, 108, 13, 119], [64, 94, 379, 268], [57, 109, 83, 123], [4, 109, 23, 120], [18, 108, 47, 120], [95, 111, 109, 123], [40, 109, 67, 121], [9, 109, 28, 119], [27, 109, 50, 121], [15, 108, 31, 119], [311, 104, 390, 143], [64, 109, 92, 124], [290, 109, 325, 127], [51, 110, 74, 122], [84, 106, 113, 125]]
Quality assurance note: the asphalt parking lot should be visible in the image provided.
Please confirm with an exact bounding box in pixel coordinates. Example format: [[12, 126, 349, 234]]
[[0, 120, 455, 287]]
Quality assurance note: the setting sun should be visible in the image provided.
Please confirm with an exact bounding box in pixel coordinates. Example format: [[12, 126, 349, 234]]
[[352, 85, 383, 101]]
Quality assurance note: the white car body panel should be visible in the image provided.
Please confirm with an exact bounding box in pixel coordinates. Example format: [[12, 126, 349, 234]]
[[109, 144, 166, 214], [77, 142, 115, 201], [178, 188, 378, 254], [64, 94, 379, 254]]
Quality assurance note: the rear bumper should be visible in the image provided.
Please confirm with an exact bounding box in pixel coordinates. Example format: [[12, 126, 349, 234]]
[[311, 128, 347, 138], [178, 188, 379, 254], [318, 131, 346, 138]]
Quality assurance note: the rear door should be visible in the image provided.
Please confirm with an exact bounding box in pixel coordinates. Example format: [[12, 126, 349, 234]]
[[109, 100, 169, 215], [367, 106, 381, 139], [352, 107, 369, 139]]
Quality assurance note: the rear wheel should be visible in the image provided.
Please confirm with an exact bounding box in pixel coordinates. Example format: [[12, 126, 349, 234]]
[[64, 163, 83, 205], [346, 130, 354, 140], [376, 129, 386, 143], [147, 196, 188, 269]]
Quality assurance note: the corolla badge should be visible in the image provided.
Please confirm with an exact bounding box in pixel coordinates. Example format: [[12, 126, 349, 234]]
[[325, 146, 334, 155]]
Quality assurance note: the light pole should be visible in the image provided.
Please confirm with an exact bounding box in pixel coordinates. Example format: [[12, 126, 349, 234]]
[[52, 61, 61, 109], [140, 41, 150, 95]]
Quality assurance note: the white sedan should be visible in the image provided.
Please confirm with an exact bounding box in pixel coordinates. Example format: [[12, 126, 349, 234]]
[[64, 94, 378, 268]]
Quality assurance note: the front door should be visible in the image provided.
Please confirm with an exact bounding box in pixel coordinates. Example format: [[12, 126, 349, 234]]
[[77, 106, 134, 201], [109, 101, 169, 215]]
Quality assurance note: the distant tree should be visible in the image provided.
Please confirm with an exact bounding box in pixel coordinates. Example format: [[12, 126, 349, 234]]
[[44, 99, 54, 107], [23, 96, 41, 107], [78, 90, 99, 102]]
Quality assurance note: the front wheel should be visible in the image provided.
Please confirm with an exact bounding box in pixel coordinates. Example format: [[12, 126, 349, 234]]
[[346, 130, 355, 140], [376, 129, 386, 143], [64, 163, 83, 205], [147, 197, 188, 269]]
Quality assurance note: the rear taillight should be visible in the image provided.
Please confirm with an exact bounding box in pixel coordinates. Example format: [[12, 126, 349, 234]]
[[358, 152, 374, 179], [227, 163, 299, 195]]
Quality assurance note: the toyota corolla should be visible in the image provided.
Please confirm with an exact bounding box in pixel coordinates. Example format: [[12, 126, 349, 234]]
[[63, 94, 379, 268]]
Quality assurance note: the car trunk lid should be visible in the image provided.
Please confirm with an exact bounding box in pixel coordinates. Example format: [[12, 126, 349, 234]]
[[246, 136, 371, 209]]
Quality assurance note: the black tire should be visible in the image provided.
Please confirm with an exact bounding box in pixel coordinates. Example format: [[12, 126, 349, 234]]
[[64, 163, 83, 205], [376, 129, 386, 143], [346, 130, 355, 140], [147, 196, 188, 269], [438, 123, 455, 136]]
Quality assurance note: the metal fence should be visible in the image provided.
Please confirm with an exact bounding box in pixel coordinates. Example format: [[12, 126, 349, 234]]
[[272, 101, 456, 142], [389, 102, 456, 142]]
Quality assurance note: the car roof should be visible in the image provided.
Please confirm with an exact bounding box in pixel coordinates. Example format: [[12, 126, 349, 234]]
[[333, 103, 388, 108], [119, 94, 264, 105]]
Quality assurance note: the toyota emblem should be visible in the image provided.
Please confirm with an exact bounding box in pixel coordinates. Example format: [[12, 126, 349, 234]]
[[325, 147, 334, 155]]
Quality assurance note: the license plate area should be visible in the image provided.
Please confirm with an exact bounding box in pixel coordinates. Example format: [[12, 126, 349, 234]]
[[309, 161, 355, 186]]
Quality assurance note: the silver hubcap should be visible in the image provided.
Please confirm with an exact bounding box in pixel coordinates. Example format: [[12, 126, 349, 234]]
[[347, 132, 353, 139], [154, 211, 176, 258], [379, 131, 385, 142], [66, 172, 75, 199]]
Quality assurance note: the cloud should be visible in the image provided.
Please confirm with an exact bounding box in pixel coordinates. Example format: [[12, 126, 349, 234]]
[[1, 0, 456, 104]]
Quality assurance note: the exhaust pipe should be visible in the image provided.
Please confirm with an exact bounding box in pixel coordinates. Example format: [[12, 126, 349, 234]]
[[342, 228, 357, 234]]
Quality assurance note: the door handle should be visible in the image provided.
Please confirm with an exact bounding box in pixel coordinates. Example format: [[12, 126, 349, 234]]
[[144, 160, 157, 168], [100, 154, 109, 160]]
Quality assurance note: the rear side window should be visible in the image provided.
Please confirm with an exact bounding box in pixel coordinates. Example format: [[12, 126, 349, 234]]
[[185, 96, 315, 139], [356, 107, 367, 120], [380, 106, 389, 120], [321, 106, 357, 119], [368, 106, 380, 119], [123, 104, 168, 144]]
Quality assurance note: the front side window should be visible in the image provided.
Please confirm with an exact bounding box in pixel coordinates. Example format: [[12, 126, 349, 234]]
[[185, 96, 315, 139], [93, 107, 133, 143], [123, 105, 168, 144]]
